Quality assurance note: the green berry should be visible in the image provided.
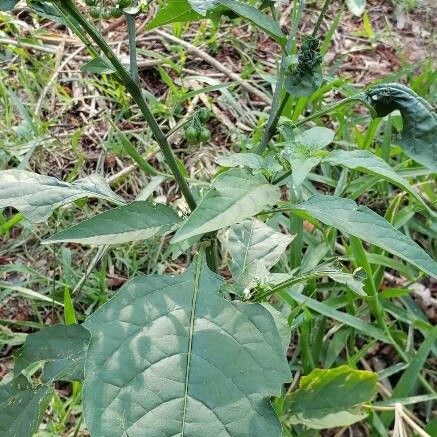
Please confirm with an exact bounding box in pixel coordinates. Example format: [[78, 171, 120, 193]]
[[184, 125, 199, 144], [197, 108, 212, 123], [198, 127, 211, 142]]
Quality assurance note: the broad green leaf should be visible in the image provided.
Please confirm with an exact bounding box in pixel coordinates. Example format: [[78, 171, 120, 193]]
[[0, 376, 53, 437], [15, 324, 90, 382], [364, 83, 437, 171], [216, 152, 265, 170], [83, 255, 290, 437], [147, 0, 223, 28], [81, 56, 115, 74], [291, 195, 437, 277], [284, 154, 321, 187], [222, 218, 293, 290], [280, 127, 334, 186], [324, 149, 432, 214], [219, 0, 286, 46], [0, 170, 124, 222], [285, 365, 377, 429], [172, 169, 280, 243], [345, 0, 366, 16], [28, 0, 64, 23], [296, 126, 335, 149], [44, 202, 181, 245], [189, 0, 218, 15], [260, 303, 291, 354]]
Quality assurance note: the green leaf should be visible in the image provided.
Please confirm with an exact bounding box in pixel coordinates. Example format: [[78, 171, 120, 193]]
[[218, 0, 286, 46], [285, 365, 377, 429], [189, 0, 218, 15], [364, 83, 437, 172], [0, 376, 53, 437], [345, 0, 366, 16], [296, 127, 335, 149], [312, 262, 366, 296], [81, 56, 116, 74], [222, 218, 293, 290], [15, 324, 90, 382], [147, 0, 223, 28], [0, 0, 18, 11], [28, 0, 64, 23], [63, 287, 77, 325], [292, 195, 437, 277], [261, 303, 291, 354], [216, 153, 265, 170], [324, 149, 433, 214], [172, 169, 280, 243], [0, 170, 124, 222], [279, 127, 334, 186], [44, 202, 181, 246], [83, 255, 290, 436]]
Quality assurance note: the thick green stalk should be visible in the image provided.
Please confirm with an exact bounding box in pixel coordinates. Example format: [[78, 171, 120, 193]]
[[126, 12, 139, 84], [60, 0, 197, 211], [255, 0, 304, 155]]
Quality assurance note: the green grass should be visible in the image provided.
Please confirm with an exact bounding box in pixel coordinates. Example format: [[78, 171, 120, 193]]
[[0, 2, 436, 436]]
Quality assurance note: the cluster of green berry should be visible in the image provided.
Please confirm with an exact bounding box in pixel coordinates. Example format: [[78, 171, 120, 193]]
[[183, 108, 213, 145], [85, 0, 133, 19]]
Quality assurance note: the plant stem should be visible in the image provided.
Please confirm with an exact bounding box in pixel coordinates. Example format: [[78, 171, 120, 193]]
[[60, 0, 197, 211], [126, 12, 139, 84], [255, 0, 304, 155], [312, 0, 333, 37]]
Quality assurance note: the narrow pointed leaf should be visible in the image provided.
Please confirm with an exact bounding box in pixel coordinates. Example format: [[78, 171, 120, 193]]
[[44, 202, 181, 246], [172, 169, 280, 243], [0, 376, 53, 437], [324, 149, 432, 213], [285, 366, 377, 429], [0, 170, 124, 222], [291, 195, 437, 277], [81, 56, 115, 74], [219, 0, 286, 46], [83, 256, 290, 437], [15, 324, 90, 382]]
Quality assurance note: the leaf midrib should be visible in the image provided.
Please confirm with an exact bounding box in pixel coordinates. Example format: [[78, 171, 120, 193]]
[[181, 255, 203, 435]]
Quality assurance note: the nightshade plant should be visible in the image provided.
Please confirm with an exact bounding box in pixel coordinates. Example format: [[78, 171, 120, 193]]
[[0, 0, 436, 436]]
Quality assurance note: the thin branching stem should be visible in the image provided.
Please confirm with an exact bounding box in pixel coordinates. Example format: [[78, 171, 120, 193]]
[[59, 0, 197, 211]]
